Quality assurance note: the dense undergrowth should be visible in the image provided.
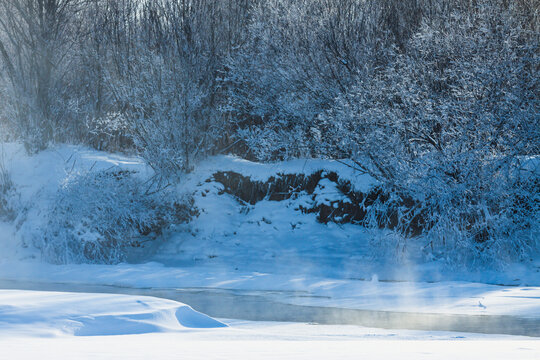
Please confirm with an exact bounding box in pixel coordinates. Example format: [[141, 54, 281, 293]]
[[40, 170, 195, 264]]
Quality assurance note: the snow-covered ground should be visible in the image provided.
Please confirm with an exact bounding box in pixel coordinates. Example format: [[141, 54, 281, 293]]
[[5, 336, 539, 360], [1, 290, 538, 360], [0, 289, 225, 337], [1, 143, 539, 355]]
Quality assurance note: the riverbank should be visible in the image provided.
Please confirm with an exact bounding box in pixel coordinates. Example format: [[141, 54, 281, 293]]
[[1, 289, 538, 360]]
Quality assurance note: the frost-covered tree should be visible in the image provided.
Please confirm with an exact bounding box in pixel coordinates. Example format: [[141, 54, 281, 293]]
[[100, 0, 250, 176], [322, 0, 539, 265], [226, 0, 447, 160], [227, 0, 371, 159], [0, 0, 84, 151]]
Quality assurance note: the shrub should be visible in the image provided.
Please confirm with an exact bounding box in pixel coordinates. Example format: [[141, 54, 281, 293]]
[[39, 169, 194, 264], [321, 1, 540, 267]]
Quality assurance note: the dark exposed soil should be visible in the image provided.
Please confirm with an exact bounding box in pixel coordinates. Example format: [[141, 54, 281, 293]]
[[211, 171, 428, 236]]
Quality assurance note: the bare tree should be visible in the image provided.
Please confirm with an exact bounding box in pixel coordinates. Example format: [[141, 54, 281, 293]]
[[0, 0, 83, 151]]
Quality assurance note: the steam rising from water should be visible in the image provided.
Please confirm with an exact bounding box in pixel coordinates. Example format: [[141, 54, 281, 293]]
[[0, 279, 538, 337]]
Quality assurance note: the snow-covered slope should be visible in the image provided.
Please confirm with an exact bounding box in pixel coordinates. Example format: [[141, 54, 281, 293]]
[[0, 143, 539, 328], [0, 143, 152, 261], [0, 143, 378, 264], [0, 289, 225, 337]]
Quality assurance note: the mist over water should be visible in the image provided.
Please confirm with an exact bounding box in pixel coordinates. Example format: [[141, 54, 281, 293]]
[[1, 278, 538, 337]]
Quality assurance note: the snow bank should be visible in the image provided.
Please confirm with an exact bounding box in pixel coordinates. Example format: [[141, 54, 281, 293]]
[[181, 155, 377, 193], [0, 289, 225, 337], [0, 143, 377, 264], [1, 290, 538, 360], [0, 143, 196, 264], [1, 143, 150, 205], [1, 142, 538, 326]]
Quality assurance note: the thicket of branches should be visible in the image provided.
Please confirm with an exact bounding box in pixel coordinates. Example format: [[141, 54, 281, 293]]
[[0, 0, 538, 265], [41, 169, 194, 264]]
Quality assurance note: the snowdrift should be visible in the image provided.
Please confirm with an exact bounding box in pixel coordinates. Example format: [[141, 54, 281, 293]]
[[0, 289, 226, 337]]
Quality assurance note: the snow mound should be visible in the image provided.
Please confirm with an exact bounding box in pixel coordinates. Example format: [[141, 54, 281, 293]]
[[0, 290, 226, 337]]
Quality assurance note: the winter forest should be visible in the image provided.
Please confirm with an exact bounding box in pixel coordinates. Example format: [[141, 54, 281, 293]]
[[0, 0, 539, 357], [1, 0, 537, 265]]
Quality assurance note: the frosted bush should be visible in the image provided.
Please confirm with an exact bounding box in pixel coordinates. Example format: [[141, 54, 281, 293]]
[[320, 1, 540, 268], [40, 169, 194, 264]]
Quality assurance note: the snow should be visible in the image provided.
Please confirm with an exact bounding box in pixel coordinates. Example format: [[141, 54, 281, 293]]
[[1, 143, 539, 356], [1, 144, 539, 317], [1, 143, 150, 205], [0, 143, 153, 262], [0, 290, 225, 337], [3, 337, 539, 360], [1, 290, 538, 360], [189, 155, 377, 193], [313, 177, 352, 205]]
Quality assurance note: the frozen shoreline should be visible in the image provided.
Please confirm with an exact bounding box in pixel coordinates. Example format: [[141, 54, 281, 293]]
[[1, 289, 539, 360], [1, 275, 539, 337]]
